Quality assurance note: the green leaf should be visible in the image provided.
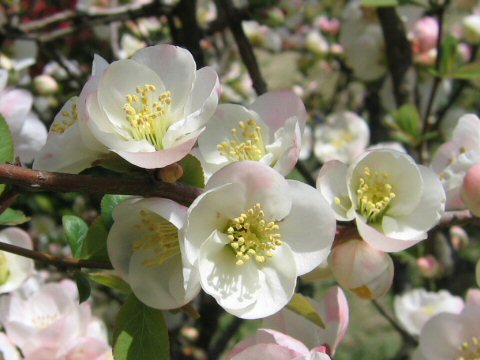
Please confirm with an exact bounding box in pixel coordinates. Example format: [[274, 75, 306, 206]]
[[73, 272, 91, 303], [62, 215, 88, 258], [286, 293, 325, 329], [113, 294, 170, 360], [89, 272, 132, 294], [0, 208, 30, 225], [0, 114, 14, 196], [101, 195, 130, 229], [81, 217, 109, 261], [361, 0, 398, 6], [439, 35, 459, 76], [396, 104, 421, 137], [446, 61, 480, 80], [178, 155, 205, 188], [476, 259, 480, 288]]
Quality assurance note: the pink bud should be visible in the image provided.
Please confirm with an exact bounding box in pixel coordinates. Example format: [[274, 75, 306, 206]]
[[411, 17, 439, 54], [461, 163, 480, 217], [449, 225, 469, 251], [416, 255, 441, 278], [329, 238, 394, 300]]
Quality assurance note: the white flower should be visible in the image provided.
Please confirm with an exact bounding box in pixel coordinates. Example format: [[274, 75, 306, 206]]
[[431, 114, 480, 210], [317, 149, 445, 252], [35, 44, 220, 172], [184, 161, 336, 318], [0, 69, 47, 163], [107, 197, 200, 310], [0, 228, 35, 294], [394, 289, 464, 336], [196, 91, 307, 178], [0, 332, 21, 360], [314, 111, 369, 164]]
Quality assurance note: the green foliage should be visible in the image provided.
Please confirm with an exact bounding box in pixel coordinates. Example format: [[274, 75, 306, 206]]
[[361, 0, 398, 6], [89, 272, 132, 294], [63, 215, 88, 258], [0, 114, 14, 196], [439, 35, 459, 77], [0, 208, 30, 225], [73, 272, 91, 304], [178, 154, 205, 188], [446, 61, 480, 80], [286, 293, 325, 329], [476, 259, 480, 288], [101, 195, 130, 229], [113, 294, 170, 360], [384, 104, 424, 146], [80, 217, 109, 261]]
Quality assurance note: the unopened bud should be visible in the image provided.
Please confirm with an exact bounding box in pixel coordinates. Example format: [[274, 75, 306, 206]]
[[157, 163, 183, 183], [329, 238, 394, 300], [33, 74, 58, 95], [416, 255, 441, 279], [461, 163, 480, 217], [449, 225, 469, 251]]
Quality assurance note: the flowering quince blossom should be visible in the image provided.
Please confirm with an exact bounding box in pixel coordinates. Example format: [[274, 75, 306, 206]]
[[461, 163, 480, 216], [414, 290, 480, 360], [0, 228, 35, 294], [226, 329, 332, 360], [393, 288, 464, 336], [431, 114, 480, 210], [0, 280, 111, 359], [317, 149, 446, 252], [183, 161, 336, 318], [107, 197, 200, 309], [196, 91, 307, 178], [313, 111, 369, 164], [34, 44, 220, 172], [263, 286, 349, 356], [0, 69, 47, 163], [0, 332, 21, 360]]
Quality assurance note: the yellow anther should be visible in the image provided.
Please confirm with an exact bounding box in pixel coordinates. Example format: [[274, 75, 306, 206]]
[[457, 336, 480, 360], [52, 101, 79, 134]]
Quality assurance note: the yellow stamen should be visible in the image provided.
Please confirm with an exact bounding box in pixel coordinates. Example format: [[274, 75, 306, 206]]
[[356, 167, 395, 223], [217, 119, 267, 161], [51, 101, 78, 134], [124, 85, 172, 149], [331, 130, 354, 150], [225, 203, 281, 266], [457, 336, 480, 360], [132, 209, 179, 267]]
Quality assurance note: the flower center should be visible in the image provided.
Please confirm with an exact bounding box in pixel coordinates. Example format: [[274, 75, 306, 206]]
[[458, 336, 480, 360], [132, 209, 179, 266], [225, 203, 282, 266], [123, 85, 172, 150], [217, 119, 267, 161], [32, 313, 60, 330], [51, 100, 78, 134], [356, 167, 396, 223], [331, 130, 354, 150], [0, 252, 10, 286]]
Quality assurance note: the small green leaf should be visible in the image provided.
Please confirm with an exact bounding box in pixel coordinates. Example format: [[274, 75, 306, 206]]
[[396, 104, 421, 137], [63, 215, 88, 258], [178, 155, 205, 188], [113, 294, 170, 360], [476, 259, 480, 288], [286, 293, 325, 329], [446, 61, 480, 80], [81, 217, 109, 261], [361, 0, 398, 6], [101, 195, 130, 229], [0, 114, 14, 196], [0, 208, 30, 225], [73, 272, 91, 304], [89, 272, 132, 294], [439, 35, 459, 76]]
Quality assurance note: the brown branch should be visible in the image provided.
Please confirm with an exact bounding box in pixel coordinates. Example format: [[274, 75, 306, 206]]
[[377, 7, 413, 108], [0, 241, 113, 270], [0, 164, 202, 207]]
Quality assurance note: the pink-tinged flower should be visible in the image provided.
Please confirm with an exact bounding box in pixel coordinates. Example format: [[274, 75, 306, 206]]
[[0, 69, 47, 163], [431, 114, 480, 210], [0, 280, 111, 359], [0, 228, 35, 294], [317, 149, 445, 252], [410, 17, 438, 65], [184, 161, 336, 318], [416, 255, 441, 278], [314, 112, 370, 164], [316, 16, 340, 35], [196, 91, 306, 178], [0, 332, 21, 360], [226, 329, 332, 360], [416, 303, 480, 360], [262, 286, 349, 356], [394, 289, 464, 336], [461, 163, 480, 216], [35, 44, 220, 172], [328, 236, 394, 300], [107, 197, 200, 310]]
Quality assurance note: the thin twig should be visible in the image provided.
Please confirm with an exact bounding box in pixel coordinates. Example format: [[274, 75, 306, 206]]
[[0, 241, 113, 270], [0, 164, 202, 207]]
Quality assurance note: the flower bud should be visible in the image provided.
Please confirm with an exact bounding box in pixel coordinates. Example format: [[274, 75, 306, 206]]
[[461, 163, 480, 217], [462, 15, 480, 43], [156, 163, 183, 183], [33, 74, 58, 95], [411, 17, 438, 54], [416, 255, 441, 278], [449, 225, 469, 251], [329, 238, 394, 300]]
